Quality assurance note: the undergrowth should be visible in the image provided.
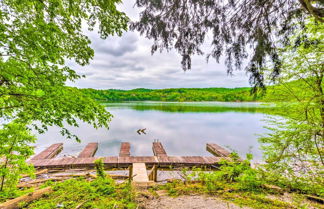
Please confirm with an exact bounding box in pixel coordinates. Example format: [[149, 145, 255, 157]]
[[22, 159, 137, 209], [150, 153, 323, 209], [0, 187, 34, 203], [22, 177, 136, 209]]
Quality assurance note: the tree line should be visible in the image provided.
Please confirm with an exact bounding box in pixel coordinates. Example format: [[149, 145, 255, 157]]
[[82, 87, 263, 102]]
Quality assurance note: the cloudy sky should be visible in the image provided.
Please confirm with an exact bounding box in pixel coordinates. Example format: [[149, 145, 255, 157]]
[[68, 1, 251, 90]]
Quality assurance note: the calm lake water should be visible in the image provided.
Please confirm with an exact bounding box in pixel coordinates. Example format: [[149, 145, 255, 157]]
[[34, 102, 271, 161]]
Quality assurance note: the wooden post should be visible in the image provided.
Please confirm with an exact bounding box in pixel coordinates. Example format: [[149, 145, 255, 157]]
[[128, 165, 133, 181], [148, 165, 158, 182]]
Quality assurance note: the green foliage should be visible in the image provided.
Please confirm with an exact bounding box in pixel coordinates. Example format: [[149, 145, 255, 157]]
[[0, 0, 128, 140], [0, 0, 128, 193], [82, 87, 262, 102], [0, 121, 35, 195], [131, 0, 323, 89], [260, 19, 324, 197], [156, 165, 297, 209], [152, 153, 322, 208], [94, 158, 106, 179], [196, 153, 263, 192], [220, 192, 294, 209], [24, 178, 136, 209]]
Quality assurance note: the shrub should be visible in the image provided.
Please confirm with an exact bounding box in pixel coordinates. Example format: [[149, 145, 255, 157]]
[[94, 158, 106, 178], [197, 153, 263, 192]]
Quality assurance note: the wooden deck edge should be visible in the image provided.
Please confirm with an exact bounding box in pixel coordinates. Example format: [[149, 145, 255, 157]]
[[152, 142, 168, 157], [29, 156, 225, 169], [31, 143, 63, 160], [206, 143, 231, 157], [77, 143, 98, 158]]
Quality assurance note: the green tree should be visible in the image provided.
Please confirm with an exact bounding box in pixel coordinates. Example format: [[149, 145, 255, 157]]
[[131, 0, 323, 88], [0, 0, 128, 138], [0, 121, 35, 193], [0, 0, 128, 193], [260, 19, 323, 195]]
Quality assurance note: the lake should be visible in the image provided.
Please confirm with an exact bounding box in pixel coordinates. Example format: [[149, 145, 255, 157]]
[[34, 102, 271, 161]]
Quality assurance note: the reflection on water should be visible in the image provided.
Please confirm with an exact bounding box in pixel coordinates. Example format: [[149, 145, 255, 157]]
[[104, 101, 274, 113], [34, 102, 269, 161]]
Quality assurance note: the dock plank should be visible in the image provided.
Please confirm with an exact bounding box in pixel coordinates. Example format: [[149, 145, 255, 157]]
[[30, 156, 224, 169], [31, 143, 63, 160], [29, 142, 232, 169], [152, 142, 167, 157], [119, 142, 131, 157], [73, 157, 98, 168], [206, 143, 231, 157], [118, 156, 158, 167], [78, 143, 98, 158], [132, 163, 149, 182]]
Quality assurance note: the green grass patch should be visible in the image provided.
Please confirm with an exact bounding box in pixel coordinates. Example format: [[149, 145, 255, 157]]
[[22, 177, 136, 209]]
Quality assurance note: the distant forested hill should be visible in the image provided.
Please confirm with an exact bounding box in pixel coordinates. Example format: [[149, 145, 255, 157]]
[[81, 87, 264, 102], [81, 79, 313, 102]]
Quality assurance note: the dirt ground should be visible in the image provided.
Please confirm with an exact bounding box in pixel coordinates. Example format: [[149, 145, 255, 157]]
[[141, 195, 251, 209]]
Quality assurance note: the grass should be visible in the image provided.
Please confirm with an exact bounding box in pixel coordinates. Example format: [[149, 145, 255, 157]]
[[2, 175, 323, 209], [2, 156, 322, 209], [0, 187, 34, 203], [21, 177, 137, 209], [149, 180, 322, 209]]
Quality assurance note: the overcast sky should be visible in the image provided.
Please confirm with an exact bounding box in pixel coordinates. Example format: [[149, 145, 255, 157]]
[[68, 1, 251, 90]]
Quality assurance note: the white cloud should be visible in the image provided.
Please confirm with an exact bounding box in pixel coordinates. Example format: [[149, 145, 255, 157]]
[[67, 0, 251, 90]]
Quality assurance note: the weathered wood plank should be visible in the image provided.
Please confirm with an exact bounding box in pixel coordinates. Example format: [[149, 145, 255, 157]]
[[78, 143, 98, 158], [103, 156, 118, 168], [119, 142, 131, 157], [73, 157, 98, 168], [206, 143, 231, 157], [130, 163, 155, 188], [152, 142, 167, 157], [31, 143, 63, 160], [131, 163, 149, 182], [29, 155, 224, 169], [118, 156, 158, 167], [0, 187, 52, 209]]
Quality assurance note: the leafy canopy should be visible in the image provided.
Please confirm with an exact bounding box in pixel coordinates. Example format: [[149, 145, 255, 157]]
[[0, 0, 128, 140], [259, 19, 324, 196], [0, 122, 36, 193], [131, 0, 324, 88], [0, 0, 128, 194]]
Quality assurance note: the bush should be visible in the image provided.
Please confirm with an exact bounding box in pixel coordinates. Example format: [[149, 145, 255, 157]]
[[94, 158, 106, 178], [197, 153, 263, 192]]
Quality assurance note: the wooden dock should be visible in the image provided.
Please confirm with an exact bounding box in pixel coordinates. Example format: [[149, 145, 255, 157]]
[[78, 143, 98, 158], [31, 143, 63, 160], [119, 142, 131, 157], [206, 143, 231, 157], [152, 142, 167, 157], [28, 142, 232, 169]]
